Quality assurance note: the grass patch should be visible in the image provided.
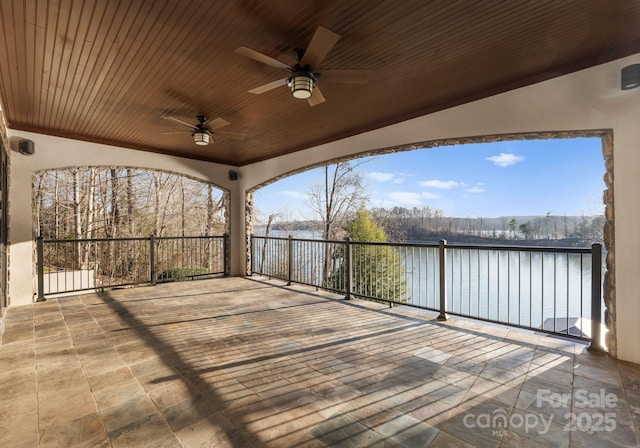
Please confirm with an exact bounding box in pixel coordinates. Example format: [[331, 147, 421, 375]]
[[157, 267, 214, 282]]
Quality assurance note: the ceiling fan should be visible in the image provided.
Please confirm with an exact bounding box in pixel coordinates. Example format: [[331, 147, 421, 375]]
[[235, 25, 368, 106], [161, 115, 245, 146]]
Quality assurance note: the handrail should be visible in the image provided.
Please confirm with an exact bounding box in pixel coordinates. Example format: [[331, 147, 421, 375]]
[[251, 234, 604, 344], [37, 234, 228, 299]]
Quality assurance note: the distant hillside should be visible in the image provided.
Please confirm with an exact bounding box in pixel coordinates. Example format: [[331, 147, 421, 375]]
[[258, 208, 604, 246]]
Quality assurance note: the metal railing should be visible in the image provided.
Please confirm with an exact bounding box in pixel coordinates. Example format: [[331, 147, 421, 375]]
[[37, 234, 228, 299], [251, 235, 604, 349]]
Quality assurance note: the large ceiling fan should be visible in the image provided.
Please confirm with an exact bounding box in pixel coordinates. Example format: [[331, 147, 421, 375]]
[[161, 115, 245, 146], [235, 26, 368, 106]]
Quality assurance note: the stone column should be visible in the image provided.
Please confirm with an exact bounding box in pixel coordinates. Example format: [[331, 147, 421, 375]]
[[244, 191, 254, 276], [602, 133, 616, 356]]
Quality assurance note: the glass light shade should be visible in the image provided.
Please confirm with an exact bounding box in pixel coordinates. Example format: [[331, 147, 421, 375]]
[[289, 73, 314, 99], [193, 130, 210, 145]]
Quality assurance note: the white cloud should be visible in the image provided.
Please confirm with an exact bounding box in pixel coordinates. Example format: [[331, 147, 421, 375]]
[[386, 191, 441, 206], [485, 153, 525, 167], [388, 191, 423, 206], [465, 186, 484, 193], [281, 190, 307, 199], [418, 179, 465, 189], [392, 177, 405, 184], [368, 171, 394, 182]]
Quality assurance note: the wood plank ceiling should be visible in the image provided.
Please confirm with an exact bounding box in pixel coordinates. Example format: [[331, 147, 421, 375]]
[[0, 0, 638, 166]]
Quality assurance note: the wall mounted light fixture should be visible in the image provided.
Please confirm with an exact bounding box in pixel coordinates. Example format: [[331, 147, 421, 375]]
[[621, 64, 640, 90]]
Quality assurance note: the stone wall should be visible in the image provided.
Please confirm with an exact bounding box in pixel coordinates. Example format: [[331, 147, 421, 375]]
[[1, 106, 9, 317], [602, 133, 616, 356], [244, 190, 254, 276]]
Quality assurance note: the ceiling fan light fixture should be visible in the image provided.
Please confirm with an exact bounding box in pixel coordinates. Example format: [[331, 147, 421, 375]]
[[288, 72, 316, 99], [193, 129, 211, 145]]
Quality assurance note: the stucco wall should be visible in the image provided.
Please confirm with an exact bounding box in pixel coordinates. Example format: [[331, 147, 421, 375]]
[[5, 132, 239, 307], [239, 55, 640, 364]]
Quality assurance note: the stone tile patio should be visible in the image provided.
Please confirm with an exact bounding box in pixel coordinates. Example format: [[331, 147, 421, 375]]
[[1, 277, 639, 447]]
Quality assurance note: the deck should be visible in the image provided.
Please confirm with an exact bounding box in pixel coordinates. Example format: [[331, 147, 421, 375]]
[[1, 277, 638, 447]]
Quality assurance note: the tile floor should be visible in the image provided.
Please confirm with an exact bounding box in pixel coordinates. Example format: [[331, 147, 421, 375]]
[[0, 277, 639, 447]]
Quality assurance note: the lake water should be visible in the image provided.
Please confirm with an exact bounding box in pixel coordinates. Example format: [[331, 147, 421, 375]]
[[252, 233, 600, 337], [398, 245, 594, 334]]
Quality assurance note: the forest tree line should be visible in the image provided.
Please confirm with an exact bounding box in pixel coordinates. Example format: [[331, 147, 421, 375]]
[[35, 168, 226, 240], [265, 206, 605, 246]]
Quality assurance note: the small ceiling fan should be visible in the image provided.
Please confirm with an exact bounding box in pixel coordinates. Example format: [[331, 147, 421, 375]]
[[161, 115, 245, 146], [235, 25, 368, 106]]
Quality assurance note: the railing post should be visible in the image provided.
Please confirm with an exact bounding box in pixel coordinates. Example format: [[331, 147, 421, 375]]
[[149, 235, 156, 286], [287, 235, 293, 286], [36, 236, 46, 302], [345, 237, 352, 300], [438, 239, 448, 321], [223, 233, 229, 276], [588, 243, 605, 353]]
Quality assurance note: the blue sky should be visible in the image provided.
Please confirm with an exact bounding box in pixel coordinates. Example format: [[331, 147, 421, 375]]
[[253, 137, 605, 221]]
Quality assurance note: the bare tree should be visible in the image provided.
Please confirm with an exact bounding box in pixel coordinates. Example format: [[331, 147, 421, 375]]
[[37, 168, 226, 239], [110, 168, 120, 238], [34, 167, 227, 278], [260, 212, 280, 273], [126, 169, 134, 236], [54, 172, 60, 238], [83, 168, 96, 265], [306, 161, 369, 285], [35, 172, 45, 236], [153, 173, 161, 237], [72, 169, 83, 266], [307, 161, 369, 241]]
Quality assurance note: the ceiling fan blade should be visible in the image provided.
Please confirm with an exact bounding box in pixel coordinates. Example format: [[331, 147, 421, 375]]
[[317, 69, 368, 84], [215, 130, 246, 140], [248, 77, 288, 94], [300, 26, 341, 68], [159, 131, 191, 135], [161, 116, 195, 129], [235, 46, 292, 71], [207, 117, 230, 130], [307, 86, 326, 106]]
